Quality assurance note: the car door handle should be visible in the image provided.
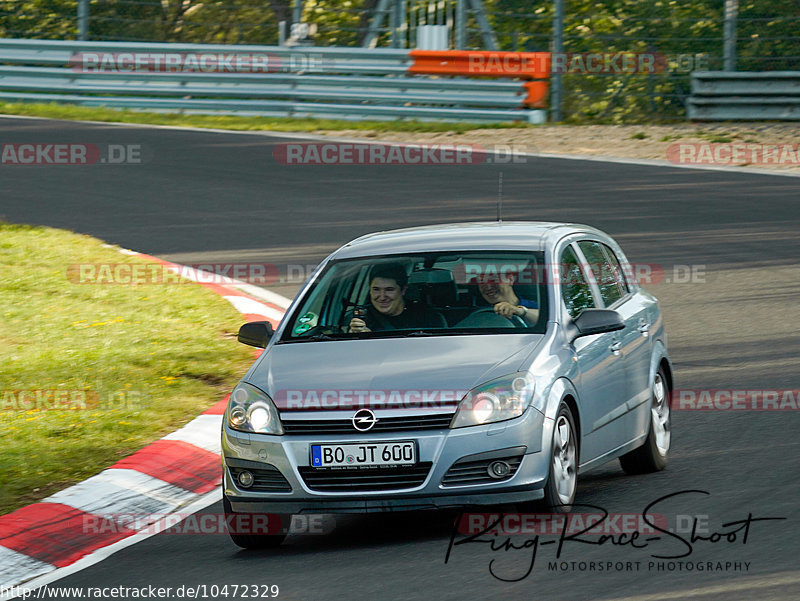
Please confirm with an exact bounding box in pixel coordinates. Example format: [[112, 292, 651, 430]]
[[638, 320, 650, 336], [609, 340, 622, 354]]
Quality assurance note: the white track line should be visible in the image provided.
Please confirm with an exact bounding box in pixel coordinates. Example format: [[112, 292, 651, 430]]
[[0, 548, 53, 589], [2, 113, 798, 178], [229, 281, 293, 309], [223, 295, 285, 322], [4, 488, 224, 598], [117, 249, 293, 310], [44, 469, 199, 515], [162, 414, 223, 454]]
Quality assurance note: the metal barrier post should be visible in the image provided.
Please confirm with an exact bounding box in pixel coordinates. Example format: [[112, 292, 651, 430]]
[[278, 21, 287, 46], [455, 0, 466, 49], [723, 0, 738, 71], [551, 0, 564, 121], [467, 0, 498, 50], [393, 0, 407, 49], [77, 0, 89, 41], [293, 0, 303, 26]]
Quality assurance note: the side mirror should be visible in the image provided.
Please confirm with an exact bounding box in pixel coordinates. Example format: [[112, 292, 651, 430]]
[[567, 309, 624, 342], [237, 321, 274, 348]]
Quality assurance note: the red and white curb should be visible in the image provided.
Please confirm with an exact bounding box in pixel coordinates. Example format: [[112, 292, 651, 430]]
[[0, 251, 290, 591]]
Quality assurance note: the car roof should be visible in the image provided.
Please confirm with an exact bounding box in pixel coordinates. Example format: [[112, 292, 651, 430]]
[[330, 221, 611, 259]]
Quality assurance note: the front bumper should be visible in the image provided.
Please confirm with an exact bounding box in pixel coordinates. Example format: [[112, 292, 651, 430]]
[[222, 407, 552, 514]]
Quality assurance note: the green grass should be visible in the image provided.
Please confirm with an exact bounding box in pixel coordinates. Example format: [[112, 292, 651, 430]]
[[0, 223, 256, 514], [694, 129, 734, 144], [0, 101, 533, 134], [630, 131, 649, 140]]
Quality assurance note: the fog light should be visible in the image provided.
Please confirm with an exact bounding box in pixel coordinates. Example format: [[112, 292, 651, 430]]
[[229, 406, 246, 427], [237, 470, 254, 488], [488, 460, 511, 479]]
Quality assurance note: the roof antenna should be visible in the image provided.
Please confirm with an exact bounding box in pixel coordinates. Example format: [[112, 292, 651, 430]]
[[496, 171, 503, 222]]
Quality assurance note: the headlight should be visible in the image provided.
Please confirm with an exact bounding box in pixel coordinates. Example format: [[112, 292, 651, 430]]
[[451, 373, 536, 428], [226, 382, 284, 435]]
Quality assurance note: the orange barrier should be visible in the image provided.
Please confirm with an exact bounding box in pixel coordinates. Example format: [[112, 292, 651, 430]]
[[523, 81, 548, 108], [409, 50, 550, 107], [409, 50, 551, 79]]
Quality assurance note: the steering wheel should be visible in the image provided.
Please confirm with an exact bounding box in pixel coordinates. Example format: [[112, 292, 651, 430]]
[[466, 307, 527, 328]]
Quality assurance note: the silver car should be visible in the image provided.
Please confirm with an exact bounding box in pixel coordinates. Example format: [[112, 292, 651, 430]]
[[221, 222, 673, 548]]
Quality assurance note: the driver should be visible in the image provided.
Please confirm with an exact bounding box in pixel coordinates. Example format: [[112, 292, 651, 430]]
[[349, 263, 443, 332], [477, 271, 539, 326]]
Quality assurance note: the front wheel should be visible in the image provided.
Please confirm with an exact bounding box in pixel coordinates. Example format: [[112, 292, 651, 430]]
[[223, 496, 288, 549], [538, 402, 578, 512], [619, 367, 671, 475]]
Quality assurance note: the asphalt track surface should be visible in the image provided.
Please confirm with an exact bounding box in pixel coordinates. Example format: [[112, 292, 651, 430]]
[[2, 116, 800, 601]]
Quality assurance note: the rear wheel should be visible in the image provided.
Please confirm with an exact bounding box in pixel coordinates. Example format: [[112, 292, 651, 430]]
[[619, 367, 671, 474], [223, 496, 288, 549], [537, 402, 578, 512]]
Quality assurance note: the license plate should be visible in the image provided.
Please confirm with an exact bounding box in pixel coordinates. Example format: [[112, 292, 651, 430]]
[[311, 441, 416, 468]]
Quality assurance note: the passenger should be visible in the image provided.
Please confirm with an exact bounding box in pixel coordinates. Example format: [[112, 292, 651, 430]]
[[477, 272, 539, 325], [348, 263, 443, 332]]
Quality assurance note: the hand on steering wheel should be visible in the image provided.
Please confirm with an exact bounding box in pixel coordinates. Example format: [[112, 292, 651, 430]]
[[470, 306, 527, 328]]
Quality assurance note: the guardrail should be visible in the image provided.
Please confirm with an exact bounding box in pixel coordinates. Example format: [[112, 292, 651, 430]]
[[688, 71, 800, 120], [0, 39, 549, 123]]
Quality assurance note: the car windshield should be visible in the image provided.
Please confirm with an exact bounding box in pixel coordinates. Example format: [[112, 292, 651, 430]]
[[280, 251, 548, 342]]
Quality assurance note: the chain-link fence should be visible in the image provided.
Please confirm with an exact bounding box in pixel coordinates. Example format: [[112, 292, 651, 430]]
[[1, 0, 799, 122]]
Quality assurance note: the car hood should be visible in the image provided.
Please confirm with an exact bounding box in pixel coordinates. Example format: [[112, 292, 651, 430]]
[[248, 335, 544, 412]]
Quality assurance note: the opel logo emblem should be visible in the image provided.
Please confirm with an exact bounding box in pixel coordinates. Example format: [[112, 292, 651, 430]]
[[352, 408, 377, 432]]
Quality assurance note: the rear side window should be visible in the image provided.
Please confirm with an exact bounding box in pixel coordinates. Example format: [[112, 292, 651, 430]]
[[577, 241, 624, 307], [560, 246, 595, 318]]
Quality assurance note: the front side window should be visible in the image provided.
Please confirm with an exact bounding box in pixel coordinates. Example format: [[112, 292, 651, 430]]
[[560, 245, 596, 318], [280, 251, 548, 342], [577, 241, 624, 307]]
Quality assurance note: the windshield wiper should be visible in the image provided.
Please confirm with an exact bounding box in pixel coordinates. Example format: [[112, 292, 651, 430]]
[[280, 332, 360, 343], [399, 330, 438, 337]]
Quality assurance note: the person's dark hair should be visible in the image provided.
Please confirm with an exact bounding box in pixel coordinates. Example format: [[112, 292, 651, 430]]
[[369, 263, 408, 288]]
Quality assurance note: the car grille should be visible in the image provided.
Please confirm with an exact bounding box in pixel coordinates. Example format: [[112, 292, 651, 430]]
[[298, 462, 433, 492], [228, 465, 292, 493], [441, 454, 523, 487], [281, 414, 453, 435]]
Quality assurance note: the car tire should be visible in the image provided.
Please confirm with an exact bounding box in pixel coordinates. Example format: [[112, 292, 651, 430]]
[[619, 367, 671, 475], [223, 496, 288, 549], [537, 402, 578, 513]]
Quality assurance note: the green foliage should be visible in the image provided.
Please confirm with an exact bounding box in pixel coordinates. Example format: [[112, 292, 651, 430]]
[[0, 101, 530, 131], [0, 0, 79, 38], [0, 224, 255, 513], [2, 0, 799, 122]]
